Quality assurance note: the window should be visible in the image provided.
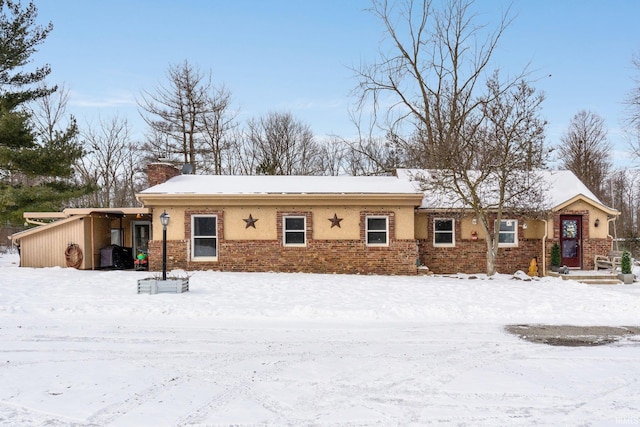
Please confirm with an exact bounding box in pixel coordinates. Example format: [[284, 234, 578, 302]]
[[283, 216, 306, 246], [497, 219, 518, 247], [110, 228, 123, 246], [366, 216, 388, 246], [433, 218, 455, 247], [192, 215, 217, 260]]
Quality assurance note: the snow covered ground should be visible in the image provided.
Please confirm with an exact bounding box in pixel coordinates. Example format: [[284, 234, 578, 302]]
[[1, 251, 639, 426]]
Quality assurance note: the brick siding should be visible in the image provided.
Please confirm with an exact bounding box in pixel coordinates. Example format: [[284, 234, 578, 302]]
[[146, 207, 613, 276], [419, 238, 540, 274], [147, 209, 418, 275]]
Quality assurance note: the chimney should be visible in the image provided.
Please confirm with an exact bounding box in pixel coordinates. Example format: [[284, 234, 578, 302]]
[[146, 163, 181, 187]]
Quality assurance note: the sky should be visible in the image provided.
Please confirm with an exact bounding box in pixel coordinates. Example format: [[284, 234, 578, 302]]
[[30, 0, 640, 168]]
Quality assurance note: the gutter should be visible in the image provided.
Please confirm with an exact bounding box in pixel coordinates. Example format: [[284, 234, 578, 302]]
[[608, 215, 618, 251]]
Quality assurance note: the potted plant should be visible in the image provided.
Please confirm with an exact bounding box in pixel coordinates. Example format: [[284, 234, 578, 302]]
[[618, 250, 634, 284], [550, 242, 561, 272]]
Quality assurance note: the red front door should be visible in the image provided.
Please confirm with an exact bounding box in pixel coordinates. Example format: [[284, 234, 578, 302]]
[[560, 215, 582, 268]]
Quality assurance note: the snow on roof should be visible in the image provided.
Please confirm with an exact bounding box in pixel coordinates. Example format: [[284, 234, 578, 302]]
[[543, 170, 602, 207], [139, 174, 421, 195], [138, 170, 614, 213], [396, 169, 612, 211]]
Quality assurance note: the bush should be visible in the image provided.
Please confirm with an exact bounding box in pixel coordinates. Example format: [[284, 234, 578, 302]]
[[550, 242, 561, 266], [621, 250, 632, 275]]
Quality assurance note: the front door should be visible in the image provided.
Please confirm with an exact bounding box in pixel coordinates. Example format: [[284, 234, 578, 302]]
[[560, 215, 582, 268], [132, 221, 151, 258]]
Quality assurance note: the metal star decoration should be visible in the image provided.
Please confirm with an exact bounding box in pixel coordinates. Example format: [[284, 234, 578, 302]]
[[243, 214, 258, 228], [329, 213, 343, 228]]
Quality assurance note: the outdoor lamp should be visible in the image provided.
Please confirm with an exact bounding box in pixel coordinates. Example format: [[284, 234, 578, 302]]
[[160, 210, 170, 280], [594, 218, 600, 227], [160, 210, 170, 228]]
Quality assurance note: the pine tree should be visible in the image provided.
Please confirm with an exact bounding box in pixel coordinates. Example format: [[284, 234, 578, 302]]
[[0, 1, 89, 223]]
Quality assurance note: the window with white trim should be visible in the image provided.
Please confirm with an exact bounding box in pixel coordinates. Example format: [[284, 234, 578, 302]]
[[366, 216, 388, 246], [433, 218, 455, 247], [283, 216, 306, 246], [496, 219, 518, 247], [191, 215, 218, 260]]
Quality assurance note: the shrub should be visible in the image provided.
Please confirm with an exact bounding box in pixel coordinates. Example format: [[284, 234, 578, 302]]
[[621, 250, 632, 275], [550, 242, 561, 266]]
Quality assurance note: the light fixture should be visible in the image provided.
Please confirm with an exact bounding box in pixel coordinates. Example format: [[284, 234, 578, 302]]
[[160, 210, 170, 227], [594, 218, 600, 227], [522, 223, 528, 230], [472, 218, 477, 225], [159, 210, 170, 280]]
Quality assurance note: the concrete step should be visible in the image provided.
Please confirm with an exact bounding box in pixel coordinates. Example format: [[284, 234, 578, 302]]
[[577, 279, 623, 285], [548, 270, 623, 285]]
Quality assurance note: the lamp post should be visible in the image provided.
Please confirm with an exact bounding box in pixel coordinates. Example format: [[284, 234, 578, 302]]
[[159, 210, 170, 280]]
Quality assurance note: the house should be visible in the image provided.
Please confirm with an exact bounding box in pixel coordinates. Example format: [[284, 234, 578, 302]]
[[12, 163, 618, 275]]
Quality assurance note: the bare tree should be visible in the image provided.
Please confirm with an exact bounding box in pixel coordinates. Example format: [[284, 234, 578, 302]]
[[28, 82, 84, 182], [137, 120, 174, 165], [339, 135, 402, 176], [558, 110, 611, 200], [317, 136, 348, 176], [243, 111, 321, 175], [76, 117, 142, 207], [416, 75, 548, 275], [30, 83, 71, 140], [199, 85, 239, 174], [354, 0, 548, 275], [139, 60, 236, 174]]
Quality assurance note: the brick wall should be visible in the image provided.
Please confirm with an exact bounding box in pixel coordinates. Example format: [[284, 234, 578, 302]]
[[146, 208, 418, 275], [145, 207, 614, 276], [148, 238, 418, 275], [419, 238, 540, 274], [146, 163, 181, 187]]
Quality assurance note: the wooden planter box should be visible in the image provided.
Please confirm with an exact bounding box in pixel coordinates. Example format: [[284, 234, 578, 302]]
[[137, 278, 189, 294]]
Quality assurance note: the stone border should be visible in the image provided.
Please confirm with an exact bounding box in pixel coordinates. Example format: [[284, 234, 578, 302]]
[[505, 325, 640, 347]]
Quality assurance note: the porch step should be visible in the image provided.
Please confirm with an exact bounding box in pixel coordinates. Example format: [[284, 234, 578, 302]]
[[548, 270, 622, 285], [577, 278, 623, 285]]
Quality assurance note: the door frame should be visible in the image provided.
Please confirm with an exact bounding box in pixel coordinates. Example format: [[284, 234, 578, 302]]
[[559, 215, 582, 268], [131, 220, 151, 257]]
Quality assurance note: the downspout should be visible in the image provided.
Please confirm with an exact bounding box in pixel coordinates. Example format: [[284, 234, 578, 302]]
[[91, 215, 95, 270], [541, 219, 548, 276], [608, 215, 617, 251]]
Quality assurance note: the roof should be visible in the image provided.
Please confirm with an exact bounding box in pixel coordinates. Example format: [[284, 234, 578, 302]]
[[14, 208, 150, 243], [396, 169, 618, 214], [138, 174, 421, 195], [23, 207, 149, 220], [135, 170, 616, 215], [11, 214, 87, 243]]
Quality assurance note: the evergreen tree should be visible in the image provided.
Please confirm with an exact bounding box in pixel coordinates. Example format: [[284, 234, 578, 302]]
[[0, 1, 88, 224]]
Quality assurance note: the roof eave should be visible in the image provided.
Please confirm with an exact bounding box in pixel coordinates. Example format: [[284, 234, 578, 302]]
[[136, 192, 424, 207], [552, 194, 620, 216]]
